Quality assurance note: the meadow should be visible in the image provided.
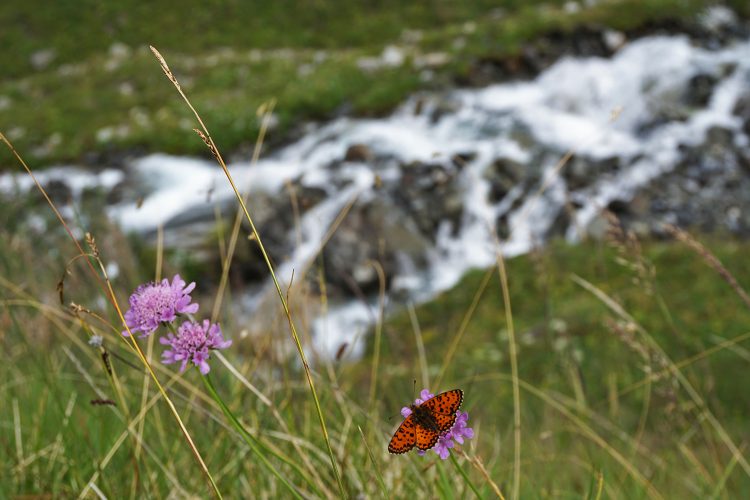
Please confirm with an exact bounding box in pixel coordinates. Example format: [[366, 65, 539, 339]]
[[2, 0, 749, 165], [3, 1, 750, 498], [4, 154, 750, 497]]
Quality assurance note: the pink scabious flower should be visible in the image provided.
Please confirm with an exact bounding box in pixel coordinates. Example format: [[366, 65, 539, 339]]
[[432, 432, 456, 459], [450, 411, 474, 445], [402, 388, 474, 459], [160, 319, 232, 375], [122, 274, 199, 337]]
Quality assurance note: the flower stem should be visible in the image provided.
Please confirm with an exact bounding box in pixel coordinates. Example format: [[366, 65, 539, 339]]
[[201, 372, 302, 499], [450, 452, 482, 499]]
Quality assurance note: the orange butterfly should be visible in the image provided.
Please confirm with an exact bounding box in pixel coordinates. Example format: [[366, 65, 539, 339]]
[[388, 389, 463, 454]]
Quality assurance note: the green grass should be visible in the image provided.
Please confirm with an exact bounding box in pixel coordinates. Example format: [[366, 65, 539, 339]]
[[2, 0, 748, 166], [3, 182, 750, 497], [4, 1, 750, 496]]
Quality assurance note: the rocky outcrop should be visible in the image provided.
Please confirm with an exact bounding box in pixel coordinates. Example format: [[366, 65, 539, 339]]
[[602, 125, 750, 238], [395, 160, 464, 238], [321, 198, 430, 297]]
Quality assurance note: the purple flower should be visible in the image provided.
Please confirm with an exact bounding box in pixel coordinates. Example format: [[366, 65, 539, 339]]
[[433, 432, 455, 459], [160, 319, 232, 374], [450, 411, 474, 444], [401, 388, 474, 460], [122, 274, 199, 337]]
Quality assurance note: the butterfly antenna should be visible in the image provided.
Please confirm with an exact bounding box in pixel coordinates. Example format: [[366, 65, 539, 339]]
[[412, 378, 417, 400]]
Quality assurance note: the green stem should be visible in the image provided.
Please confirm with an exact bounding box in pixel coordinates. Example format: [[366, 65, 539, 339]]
[[201, 372, 303, 499], [450, 453, 482, 499]]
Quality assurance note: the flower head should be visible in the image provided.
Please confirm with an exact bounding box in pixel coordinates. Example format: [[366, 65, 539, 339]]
[[432, 432, 455, 459], [402, 388, 474, 460], [450, 411, 474, 444], [122, 274, 198, 337], [160, 319, 231, 374]]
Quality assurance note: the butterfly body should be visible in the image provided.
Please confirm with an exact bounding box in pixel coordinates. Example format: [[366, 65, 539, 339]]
[[410, 404, 440, 433], [388, 389, 463, 454]]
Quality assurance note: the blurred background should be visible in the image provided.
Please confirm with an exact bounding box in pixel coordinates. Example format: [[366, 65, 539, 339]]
[[2, 1, 750, 497]]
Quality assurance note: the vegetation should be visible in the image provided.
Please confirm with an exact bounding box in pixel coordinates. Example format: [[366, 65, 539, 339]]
[[1, 0, 748, 166], [3, 180, 750, 496], [3, 1, 750, 497]]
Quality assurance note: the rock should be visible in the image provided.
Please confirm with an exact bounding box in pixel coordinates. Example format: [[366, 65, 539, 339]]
[[30, 49, 56, 70], [451, 152, 477, 168], [512, 26, 616, 78], [610, 124, 750, 238], [105, 181, 127, 205], [547, 204, 573, 239], [344, 143, 374, 163], [563, 155, 621, 190], [43, 179, 72, 205], [683, 73, 719, 108], [321, 198, 430, 297], [637, 70, 726, 136], [457, 25, 625, 86], [483, 157, 526, 202], [429, 95, 461, 123], [496, 213, 511, 240], [152, 177, 326, 285], [222, 184, 324, 284], [395, 160, 464, 238], [732, 90, 750, 138]]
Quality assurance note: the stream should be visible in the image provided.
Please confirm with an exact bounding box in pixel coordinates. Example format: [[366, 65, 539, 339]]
[[3, 32, 750, 359]]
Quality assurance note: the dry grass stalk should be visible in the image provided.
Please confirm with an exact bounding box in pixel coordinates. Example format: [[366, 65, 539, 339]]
[[663, 223, 750, 310]]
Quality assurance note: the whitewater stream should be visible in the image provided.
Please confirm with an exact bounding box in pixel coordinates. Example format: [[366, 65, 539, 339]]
[[3, 34, 749, 358]]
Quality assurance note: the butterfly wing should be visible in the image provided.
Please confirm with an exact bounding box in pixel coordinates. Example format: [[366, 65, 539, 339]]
[[415, 424, 440, 451], [433, 412, 458, 433], [421, 389, 463, 416], [388, 414, 417, 454]]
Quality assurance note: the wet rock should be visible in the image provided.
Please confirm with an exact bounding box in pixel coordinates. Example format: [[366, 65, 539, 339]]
[[521, 26, 614, 74], [733, 90, 750, 138], [496, 213, 511, 240], [563, 155, 621, 190], [483, 157, 526, 202], [461, 24, 618, 87], [451, 152, 477, 168], [683, 72, 719, 107], [43, 179, 72, 205], [155, 179, 326, 284], [607, 124, 750, 238], [460, 54, 535, 87], [547, 204, 574, 239], [105, 181, 127, 205], [344, 143, 374, 163], [293, 184, 328, 211], [601, 193, 656, 238], [637, 69, 728, 137], [321, 198, 430, 297], [429, 95, 462, 123], [395, 160, 463, 238], [223, 184, 328, 284]]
